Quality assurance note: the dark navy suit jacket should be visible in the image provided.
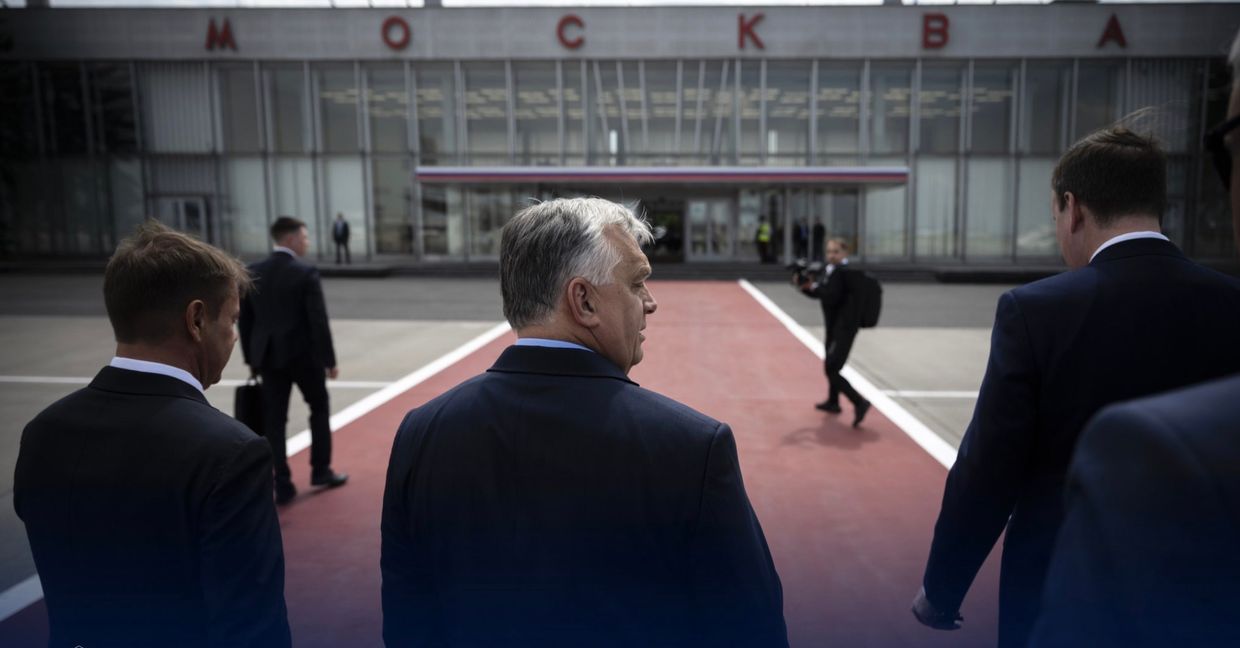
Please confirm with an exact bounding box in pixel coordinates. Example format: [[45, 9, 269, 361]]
[[14, 366, 291, 648], [922, 238, 1240, 646], [381, 345, 787, 647], [1031, 373, 1240, 647], [240, 251, 336, 371]]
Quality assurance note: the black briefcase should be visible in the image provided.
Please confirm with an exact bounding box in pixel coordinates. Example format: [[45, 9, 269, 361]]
[[234, 377, 264, 437]]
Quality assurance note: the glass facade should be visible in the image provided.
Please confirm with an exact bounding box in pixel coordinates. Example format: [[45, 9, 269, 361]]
[[0, 55, 1228, 266]]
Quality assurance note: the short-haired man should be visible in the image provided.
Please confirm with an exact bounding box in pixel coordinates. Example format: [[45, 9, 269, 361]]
[[240, 216, 347, 505], [1030, 32, 1240, 647], [798, 237, 871, 426], [14, 222, 291, 647], [381, 198, 788, 646], [912, 127, 1240, 647]]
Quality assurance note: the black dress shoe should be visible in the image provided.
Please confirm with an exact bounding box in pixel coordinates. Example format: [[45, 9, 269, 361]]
[[310, 470, 348, 488], [815, 400, 842, 414], [275, 483, 297, 506], [853, 400, 872, 428]]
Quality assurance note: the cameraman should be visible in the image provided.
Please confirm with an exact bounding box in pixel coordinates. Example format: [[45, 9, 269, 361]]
[[796, 238, 871, 427]]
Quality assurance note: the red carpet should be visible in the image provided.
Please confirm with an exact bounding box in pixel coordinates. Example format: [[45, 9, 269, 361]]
[[2, 280, 999, 646]]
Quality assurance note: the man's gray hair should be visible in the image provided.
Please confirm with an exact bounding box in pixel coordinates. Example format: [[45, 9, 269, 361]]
[[500, 197, 653, 329]]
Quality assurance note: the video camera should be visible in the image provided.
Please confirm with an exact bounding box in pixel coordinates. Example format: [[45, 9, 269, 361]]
[[787, 258, 825, 286]]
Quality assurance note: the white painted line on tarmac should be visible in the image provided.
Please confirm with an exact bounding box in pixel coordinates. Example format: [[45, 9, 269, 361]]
[[285, 321, 512, 457], [738, 279, 959, 470], [885, 390, 978, 399], [0, 376, 392, 389], [0, 322, 513, 625], [0, 575, 41, 625]]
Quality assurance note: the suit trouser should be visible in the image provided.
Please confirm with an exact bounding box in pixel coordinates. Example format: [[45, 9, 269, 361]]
[[334, 241, 350, 264], [261, 362, 332, 484], [824, 332, 864, 406]]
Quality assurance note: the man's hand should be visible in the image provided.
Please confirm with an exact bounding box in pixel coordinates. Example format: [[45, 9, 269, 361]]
[[911, 587, 962, 630], [327, 367, 339, 380]]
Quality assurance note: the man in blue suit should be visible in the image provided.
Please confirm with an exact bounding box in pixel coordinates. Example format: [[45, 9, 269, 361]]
[[912, 127, 1240, 647], [1030, 33, 1240, 647], [381, 198, 787, 647]]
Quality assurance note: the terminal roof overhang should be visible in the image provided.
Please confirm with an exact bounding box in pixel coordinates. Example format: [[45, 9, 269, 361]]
[[415, 166, 909, 184]]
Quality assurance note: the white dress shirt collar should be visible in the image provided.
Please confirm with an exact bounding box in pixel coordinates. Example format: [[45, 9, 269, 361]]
[[273, 245, 298, 258], [514, 338, 595, 353], [109, 356, 205, 396], [1089, 231, 1169, 263]]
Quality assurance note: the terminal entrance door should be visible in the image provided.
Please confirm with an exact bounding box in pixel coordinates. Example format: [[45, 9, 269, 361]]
[[686, 198, 734, 261]]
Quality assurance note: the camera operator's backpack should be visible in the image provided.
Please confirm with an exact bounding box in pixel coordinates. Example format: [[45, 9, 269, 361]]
[[856, 271, 883, 328]]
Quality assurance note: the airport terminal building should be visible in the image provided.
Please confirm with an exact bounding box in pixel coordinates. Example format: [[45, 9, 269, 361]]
[[0, 4, 1237, 268]]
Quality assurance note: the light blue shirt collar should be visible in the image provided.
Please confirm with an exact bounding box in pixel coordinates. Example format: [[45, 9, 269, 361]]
[[273, 245, 298, 258], [1089, 231, 1169, 263], [109, 356, 205, 395], [515, 338, 595, 353]]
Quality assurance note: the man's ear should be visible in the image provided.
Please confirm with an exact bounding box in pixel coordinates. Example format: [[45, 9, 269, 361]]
[[1064, 192, 1087, 234], [185, 300, 207, 343], [566, 277, 600, 328]]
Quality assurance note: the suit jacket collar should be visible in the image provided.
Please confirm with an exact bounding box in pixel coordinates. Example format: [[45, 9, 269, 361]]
[[488, 345, 638, 386], [1089, 237, 1184, 265], [90, 365, 211, 406]]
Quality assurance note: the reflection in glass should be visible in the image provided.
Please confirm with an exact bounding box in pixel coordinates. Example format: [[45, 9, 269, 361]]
[[816, 62, 860, 155], [266, 66, 307, 153], [1021, 62, 1070, 154], [513, 62, 559, 165], [0, 63, 39, 156], [317, 65, 359, 153], [737, 61, 761, 163], [966, 158, 1014, 257], [414, 63, 457, 164], [971, 64, 1014, 154], [563, 61, 586, 165], [620, 61, 642, 159], [1015, 157, 1058, 257], [594, 61, 623, 163], [42, 64, 89, 155], [464, 62, 508, 162], [699, 60, 734, 163], [367, 64, 408, 153], [221, 157, 268, 256], [373, 157, 412, 254], [765, 60, 810, 165], [644, 61, 678, 161], [90, 64, 138, 154], [920, 63, 962, 154], [871, 64, 911, 154], [915, 157, 957, 258], [219, 64, 260, 153], [1075, 63, 1124, 140]]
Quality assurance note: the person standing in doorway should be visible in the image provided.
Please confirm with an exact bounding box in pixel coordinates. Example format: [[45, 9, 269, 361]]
[[799, 237, 871, 427], [332, 212, 351, 265], [240, 216, 348, 505], [756, 218, 772, 263]]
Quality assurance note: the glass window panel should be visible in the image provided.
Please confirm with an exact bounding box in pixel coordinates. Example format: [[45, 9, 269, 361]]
[[219, 64, 260, 153], [463, 62, 508, 160], [563, 61, 586, 165], [870, 63, 911, 154], [468, 187, 516, 257], [373, 157, 413, 254], [737, 60, 761, 163], [513, 62, 559, 165], [644, 61, 678, 161], [323, 157, 365, 259], [965, 158, 1014, 258], [41, 64, 89, 155], [0, 63, 40, 156], [413, 63, 457, 164], [680, 61, 705, 157], [221, 157, 268, 257], [271, 157, 316, 230], [816, 62, 860, 155], [266, 66, 307, 153], [1075, 62, 1124, 140], [864, 181, 907, 258], [1129, 60, 1202, 154], [915, 157, 958, 258], [142, 63, 213, 153], [594, 62, 622, 163], [367, 64, 408, 154], [765, 60, 810, 165], [62, 160, 106, 254], [109, 158, 145, 248], [316, 64, 360, 153], [971, 64, 1014, 154], [1021, 62, 1070, 154], [620, 61, 642, 160], [90, 64, 138, 154], [1016, 157, 1058, 257], [920, 63, 962, 154], [702, 60, 734, 162], [815, 188, 859, 261]]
